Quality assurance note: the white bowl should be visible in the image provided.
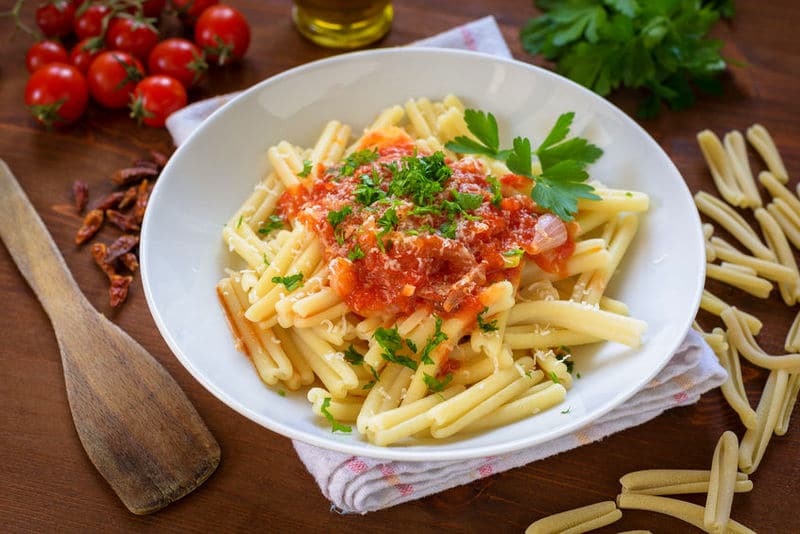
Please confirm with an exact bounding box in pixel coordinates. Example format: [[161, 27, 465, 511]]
[[140, 48, 704, 461]]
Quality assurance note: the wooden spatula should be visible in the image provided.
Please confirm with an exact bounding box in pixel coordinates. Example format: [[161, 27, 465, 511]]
[[0, 159, 220, 515]]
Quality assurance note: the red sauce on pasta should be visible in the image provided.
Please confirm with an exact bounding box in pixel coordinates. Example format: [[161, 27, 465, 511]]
[[278, 127, 575, 318]]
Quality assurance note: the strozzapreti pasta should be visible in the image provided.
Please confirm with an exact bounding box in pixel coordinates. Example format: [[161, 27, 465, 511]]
[[216, 95, 648, 445]]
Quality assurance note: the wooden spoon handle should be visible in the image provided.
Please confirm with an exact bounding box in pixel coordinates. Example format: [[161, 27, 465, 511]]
[[0, 159, 89, 322]]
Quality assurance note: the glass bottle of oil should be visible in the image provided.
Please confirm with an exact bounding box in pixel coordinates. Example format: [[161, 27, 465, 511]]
[[292, 0, 393, 49]]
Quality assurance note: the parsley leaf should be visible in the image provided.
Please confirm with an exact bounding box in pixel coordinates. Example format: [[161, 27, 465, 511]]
[[347, 243, 365, 261], [444, 110, 510, 159], [452, 190, 483, 211], [236, 215, 243, 228], [486, 176, 502, 206], [476, 307, 498, 332], [532, 160, 601, 221], [327, 206, 352, 229], [374, 326, 418, 371], [405, 338, 418, 353], [423, 372, 453, 393], [272, 273, 304, 291], [258, 214, 285, 234], [297, 159, 313, 178], [521, 1, 733, 116], [420, 317, 448, 365], [343, 345, 364, 365], [506, 136, 533, 177], [354, 169, 386, 206], [439, 220, 457, 239], [377, 207, 398, 235], [320, 397, 351, 433], [335, 148, 379, 177], [549, 371, 561, 384], [502, 248, 525, 257]]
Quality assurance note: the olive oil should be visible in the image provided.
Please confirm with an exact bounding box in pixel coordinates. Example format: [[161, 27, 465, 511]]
[[292, 0, 393, 49]]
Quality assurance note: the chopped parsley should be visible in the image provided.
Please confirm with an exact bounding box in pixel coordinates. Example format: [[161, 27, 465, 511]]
[[343, 345, 364, 365], [386, 151, 452, 207], [502, 248, 525, 257], [561, 406, 571, 414], [278, 389, 286, 397], [258, 214, 285, 234], [452, 190, 483, 211], [423, 372, 453, 393], [320, 397, 351, 433], [297, 159, 313, 178], [377, 207, 398, 236], [445, 109, 603, 221], [439, 220, 457, 239], [576, 372, 582, 379], [354, 169, 386, 206], [362, 381, 375, 390], [263, 253, 269, 266], [333, 148, 379, 177], [271, 273, 304, 291], [487, 176, 502, 206], [405, 338, 418, 353], [549, 371, 561, 384], [476, 307, 498, 332], [374, 326, 418, 370], [327, 205, 352, 245], [420, 316, 448, 365], [369, 365, 380, 382], [347, 243, 365, 261], [236, 215, 243, 228]]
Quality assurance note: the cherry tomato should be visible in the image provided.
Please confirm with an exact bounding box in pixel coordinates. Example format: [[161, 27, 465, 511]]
[[129, 75, 187, 127], [105, 15, 160, 61], [74, 3, 111, 40], [170, 0, 217, 24], [35, 0, 75, 37], [147, 38, 207, 88], [194, 5, 250, 66], [25, 63, 88, 128], [87, 50, 145, 109], [26, 40, 69, 73], [69, 37, 104, 74]]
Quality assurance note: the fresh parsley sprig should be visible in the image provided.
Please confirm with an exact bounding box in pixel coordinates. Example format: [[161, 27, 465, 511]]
[[258, 214, 285, 235], [445, 109, 602, 221], [272, 273, 304, 291], [320, 397, 351, 433], [423, 372, 453, 393], [520, 0, 734, 117]]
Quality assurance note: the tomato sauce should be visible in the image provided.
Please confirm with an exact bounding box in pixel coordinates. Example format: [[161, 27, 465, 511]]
[[277, 131, 574, 318]]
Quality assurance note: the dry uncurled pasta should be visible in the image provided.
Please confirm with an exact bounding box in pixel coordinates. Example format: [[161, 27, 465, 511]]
[[697, 130, 746, 207], [739, 370, 789, 474], [619, 469, 752, 496], [616, 493, 755, 534], [775, 373, 799, 436], [694, 191, 775, 261], [723, 130, 761, 207], [721, 307, 800, 370], [746, 124, 789, 183], [524, 501, 622, 534], [704, 431, 740, 533], [786, 311, 800, 352], [754, 207, 800, 305], [711, 328, 758, 430]]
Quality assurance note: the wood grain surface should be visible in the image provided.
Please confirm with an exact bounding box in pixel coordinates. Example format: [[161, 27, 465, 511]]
[[1, 1, 798, 532]]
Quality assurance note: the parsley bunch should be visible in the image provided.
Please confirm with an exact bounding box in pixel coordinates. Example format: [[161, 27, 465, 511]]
[[445, 109, 602, 221], [521, 0, 735, 117]]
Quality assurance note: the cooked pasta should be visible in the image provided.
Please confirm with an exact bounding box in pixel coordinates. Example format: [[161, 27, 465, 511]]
[[216, 96, 648, 445]]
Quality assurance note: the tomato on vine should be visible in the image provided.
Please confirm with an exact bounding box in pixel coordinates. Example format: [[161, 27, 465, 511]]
[[26, 40, 69, 73], [129, 75, 187, 127], [194, 4, 250, 66], [74, 2, 111, 40], [105, 14, 160, 61], [69, 37, 104, 74], [87, 50, 144, 109], [25, 63, 88, 127], [148, 38, 207, 88], [35, 0, 75, 37], [170, 0, 217, 24]]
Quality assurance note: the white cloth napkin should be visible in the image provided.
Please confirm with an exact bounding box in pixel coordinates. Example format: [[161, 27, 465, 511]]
[[165, 16, 726, 515]]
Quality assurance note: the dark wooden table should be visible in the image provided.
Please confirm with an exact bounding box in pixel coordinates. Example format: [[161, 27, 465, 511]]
[[1, 1, 798, 532]]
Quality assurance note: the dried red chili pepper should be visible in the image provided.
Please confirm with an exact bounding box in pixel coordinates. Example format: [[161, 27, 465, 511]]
[[109, 274, 133, 307], [111, 166, 159, 187], [106, 209, 140, 232], [133, 179, 150, 224], [75, 209, 104, 245], [90, 243, 116, 279], [104, 234, 139, 264], [118, 186, 138, 210], [150, 150, 168, 169], [120, 252, 139, 272], [93, 191, 125, 211], [72, 181, 89, 213]]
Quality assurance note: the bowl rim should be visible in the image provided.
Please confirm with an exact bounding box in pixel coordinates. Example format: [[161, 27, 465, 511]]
[[141, 46, 705, 461]]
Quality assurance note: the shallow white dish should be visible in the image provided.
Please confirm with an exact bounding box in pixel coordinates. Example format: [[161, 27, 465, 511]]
[[140, 48, 704, 461]]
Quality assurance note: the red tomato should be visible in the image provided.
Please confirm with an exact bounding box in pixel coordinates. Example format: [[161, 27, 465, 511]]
[[105, 15, 160, 61], [25, 63, 88, 127], [35, 0, 75, 37], [194, 5, 250, 66], [74, 3, 111, 40], [26, 40, 69, 73], [129, 75, 187, 127], [170, 0, 217, 24], [69, 38, 103, 74], [147, 38, 207, 88], [87, 51, 145, 109]]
